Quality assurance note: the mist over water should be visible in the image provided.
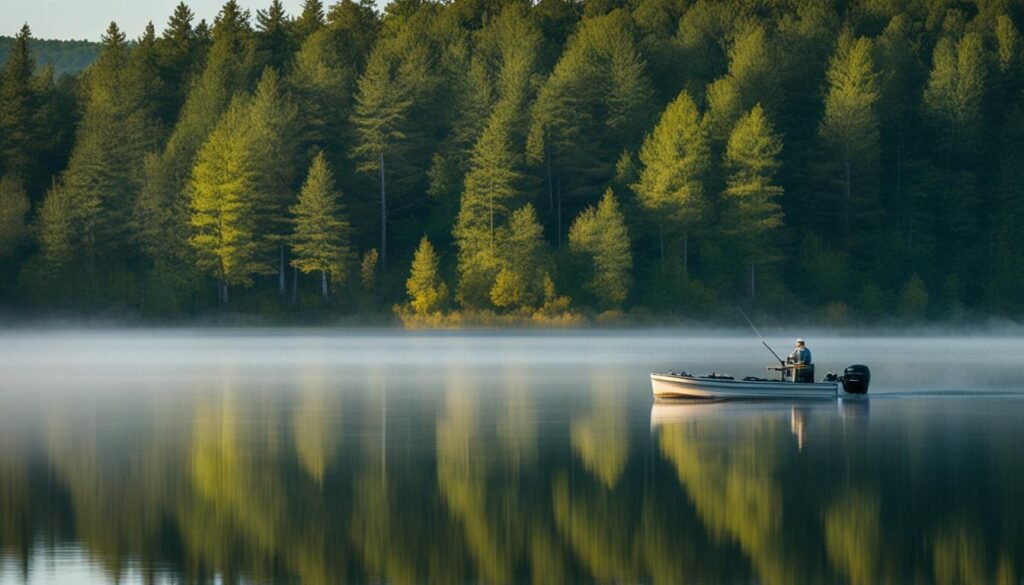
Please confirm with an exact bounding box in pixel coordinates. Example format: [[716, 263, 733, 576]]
[[1, 330, 1023, 584]]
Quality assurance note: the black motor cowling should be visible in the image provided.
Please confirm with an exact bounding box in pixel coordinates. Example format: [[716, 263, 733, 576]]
[[841, 364, 871, 395]]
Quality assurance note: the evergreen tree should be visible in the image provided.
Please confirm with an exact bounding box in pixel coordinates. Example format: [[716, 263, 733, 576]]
[[923, 33, 986, 165], [722, 105, 784, 298], [38, 22, 158, 276], [633, 90, 709, 273], [527, 9, 653, 244], [454, 106, 522, 310], [156, 2, 198, 124], [135, 1, 256, 275], [704, 24, 780, 144], [491, 204, 549, 310], [0, 25, 37, 185], [922, 32, 988, 289], [349, 44, 413, 270], [0, 175, 29, 258], [294, 0, 326, 42], [289, 27, 357, 167], [406, 235, 447, 315], [819, 33, 881, 253], [568, 189, 632, 309], [188, 96, 263, 303], [256, 0, 294, 73], [290, 152, 354, 299], [246, 68, 300, 294]]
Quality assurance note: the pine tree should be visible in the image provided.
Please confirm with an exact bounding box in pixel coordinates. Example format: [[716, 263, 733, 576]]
[[722, 104, 784, 298], [633, 90, 709, 273], [256, 0, 294, 73], [819, 33, 880, 251], [289, 27, 357, 166], [0, 25, 37, 183], [491, 204, 549, 310], [38, 22, 158, 276], [188, 96, 263, 303], [922, 32, 988, 287], [294, 0, 325, 42], [135, 1, 256, 274], [454, 106, 522, 310], [350, 44, 413, 270], [406, 235, 447, 315], [0, 175, 29, 258], [568, 189, 632, 309], [704, 24, 780, 144], [290, 152, 354, 299], [156, 3, 198, 123], [923, 33, 986, 165], [246, 68, 300, 294], [527, 9, 653, 244]]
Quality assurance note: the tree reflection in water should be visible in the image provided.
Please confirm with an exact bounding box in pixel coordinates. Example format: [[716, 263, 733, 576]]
[[1, 373, 1023, 583]]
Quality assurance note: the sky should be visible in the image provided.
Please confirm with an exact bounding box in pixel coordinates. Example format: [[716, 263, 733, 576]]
[[4, 0, 356, 42]]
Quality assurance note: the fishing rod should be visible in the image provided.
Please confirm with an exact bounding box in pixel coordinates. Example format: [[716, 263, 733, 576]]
[[738, 307, 785, 366]]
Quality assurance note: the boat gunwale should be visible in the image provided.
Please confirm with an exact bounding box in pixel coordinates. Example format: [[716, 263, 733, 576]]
[[650, 372, 840, 400]]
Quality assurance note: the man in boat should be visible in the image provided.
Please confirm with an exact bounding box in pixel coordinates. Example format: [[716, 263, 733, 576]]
[[787, 338, 814, 382]]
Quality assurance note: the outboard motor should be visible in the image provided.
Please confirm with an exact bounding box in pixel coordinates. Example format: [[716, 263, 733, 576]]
[[841, 364, 871, 395]]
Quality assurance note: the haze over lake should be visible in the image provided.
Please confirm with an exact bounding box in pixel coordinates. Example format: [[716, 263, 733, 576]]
[[1, 330, 1023, 584]]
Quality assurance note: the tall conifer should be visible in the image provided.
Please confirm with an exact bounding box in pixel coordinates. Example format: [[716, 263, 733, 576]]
[[290, 152, 353, 298], [723, 105, 784, 298], [633, 90, 709, 273]]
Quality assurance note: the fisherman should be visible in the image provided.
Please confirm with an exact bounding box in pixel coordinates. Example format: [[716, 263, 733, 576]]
[[788, 338, 814, 382], [789, 338, 812, 366]]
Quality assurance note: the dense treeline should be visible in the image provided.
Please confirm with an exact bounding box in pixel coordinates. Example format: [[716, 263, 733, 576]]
[[0, 36, 99, 76], [2, 0, 1024, 323]]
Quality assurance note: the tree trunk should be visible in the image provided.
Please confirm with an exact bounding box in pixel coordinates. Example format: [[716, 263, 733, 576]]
[[291, 266, 298, 306], [380, 151, 387, 270], [321, 270, 328, 300], [278, 243, 286, 295], [546, 144, 553, 212], [683, 233, 689, 277], [556, 176, 562, 249], [844, 156, 851, 244]]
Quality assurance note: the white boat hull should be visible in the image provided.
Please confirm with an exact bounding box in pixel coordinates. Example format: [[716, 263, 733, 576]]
[[651, 372, 839, 400]]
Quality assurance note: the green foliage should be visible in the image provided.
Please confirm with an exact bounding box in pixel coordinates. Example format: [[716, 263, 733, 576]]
[[38, 22, 159, 273], [704, 24, 780, 143], [819, 32, 880, 250], [406, 235, 447, 315], [0, 175, 29, 258], [188, 96, 264, 289], [527, 9, 653, 239], [899, 273, 929, 319], [0, 35, 99, 77], [722, 104, 784, 296], [290, 152, 354, 296], [2, 1, 1024, 321], [491, 204, 549, 310], [568, 189, 632, 309], [633, 90, 709, 272]]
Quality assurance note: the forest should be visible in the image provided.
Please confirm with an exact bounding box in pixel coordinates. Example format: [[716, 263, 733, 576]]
[[1, 0, 1023, 324], [0, 36, 100, 77]]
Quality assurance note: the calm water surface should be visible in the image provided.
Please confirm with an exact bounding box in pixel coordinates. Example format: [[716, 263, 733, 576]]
[[1, 330, 1023, 584]]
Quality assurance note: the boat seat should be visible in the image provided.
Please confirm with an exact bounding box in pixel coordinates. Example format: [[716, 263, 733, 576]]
[[794, 363, 816, 383]]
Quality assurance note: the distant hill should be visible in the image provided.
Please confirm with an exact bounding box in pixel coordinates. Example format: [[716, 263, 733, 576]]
[[0, 36, 99, 77]]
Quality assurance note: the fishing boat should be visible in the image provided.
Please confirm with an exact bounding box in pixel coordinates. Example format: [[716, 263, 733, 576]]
[[651, 309, 871, 401], [650, 366, 869, 401]]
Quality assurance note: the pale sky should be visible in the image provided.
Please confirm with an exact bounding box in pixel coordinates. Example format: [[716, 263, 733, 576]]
[[4, 0, 377, 42]]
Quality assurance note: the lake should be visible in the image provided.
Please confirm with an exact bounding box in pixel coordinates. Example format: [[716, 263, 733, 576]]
[[1, 330, 1022, 584]]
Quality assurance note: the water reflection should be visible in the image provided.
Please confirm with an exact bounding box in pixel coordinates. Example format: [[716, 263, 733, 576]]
[[2, 358, 1024, 583]]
